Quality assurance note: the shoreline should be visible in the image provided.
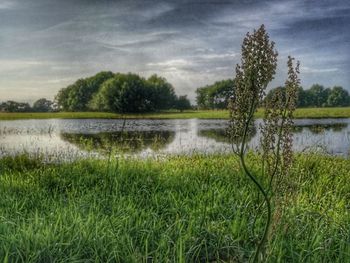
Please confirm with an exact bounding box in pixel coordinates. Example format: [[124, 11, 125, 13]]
[[1, 107, 350, 120]]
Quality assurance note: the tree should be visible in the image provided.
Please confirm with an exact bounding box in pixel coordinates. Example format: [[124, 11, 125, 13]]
[[55, 71, 114, 111], [90, 73, 153, 113], [195, 86, 209, 109], [85, 71, 115, 110], [296, 86, 312, 107], [117, 74, 153, 113], [175, 95, 191, 112], [147, 75, 177, 110], [56, 71, 188, 113], [308, 84, 330, 107], [32, 98, 53, 112], [210, 79, 235, 109], [55, 86, 71, 111], [196, 79, 234, 109], [0, 101, 31, 112], [327, 86, 350, 107], [89, 76, 123, 112]]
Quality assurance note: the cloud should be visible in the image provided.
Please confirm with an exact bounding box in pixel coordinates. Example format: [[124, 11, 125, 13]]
[[0, 1, 14, 9], [0, 0, 349, 102], [0, 59, 45, 71], [148, 59, 193, 68], [301, 66, 339, 74]]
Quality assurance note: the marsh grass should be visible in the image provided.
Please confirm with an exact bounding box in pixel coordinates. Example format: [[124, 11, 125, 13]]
[[0, 154, 348, 262]]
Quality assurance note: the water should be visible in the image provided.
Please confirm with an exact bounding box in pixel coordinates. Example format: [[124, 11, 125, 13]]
[[0, 118, 350, 160]]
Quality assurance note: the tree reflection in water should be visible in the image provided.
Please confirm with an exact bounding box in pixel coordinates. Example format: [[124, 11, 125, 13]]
[[199, 123, 348, 143], [198, 126, 257, 144], [60, 130, 175, 154], [292, 123, 348, 134]]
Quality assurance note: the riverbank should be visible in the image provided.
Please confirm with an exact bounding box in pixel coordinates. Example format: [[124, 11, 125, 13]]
[[1, 107, 350, 120], [0, 154, 348, 262]]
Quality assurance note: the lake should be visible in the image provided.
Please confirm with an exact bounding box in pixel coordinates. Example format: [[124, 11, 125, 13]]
[[1, 118, 349, 160]]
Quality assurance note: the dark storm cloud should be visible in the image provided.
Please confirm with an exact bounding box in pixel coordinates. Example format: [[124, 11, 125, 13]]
[[0, 0, 349, 102]]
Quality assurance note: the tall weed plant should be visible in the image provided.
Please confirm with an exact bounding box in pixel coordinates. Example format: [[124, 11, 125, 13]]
[[228, 24, 300, 262]]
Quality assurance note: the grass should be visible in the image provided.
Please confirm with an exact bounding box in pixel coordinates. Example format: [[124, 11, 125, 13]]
[[1, 107, 350, 120], [0, 153, 349, 262]]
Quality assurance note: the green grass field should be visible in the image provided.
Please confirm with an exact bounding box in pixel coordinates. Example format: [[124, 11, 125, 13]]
[[1, 107, 350, 120], [0, 154, 348, 262]]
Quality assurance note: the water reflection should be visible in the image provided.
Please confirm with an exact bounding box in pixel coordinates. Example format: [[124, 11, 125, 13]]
[[292, 123, 348, 134], [198, 129, 230, 143], [0, 118, 349, 159], [198, 121, 350, 156], [60, 131, 175, 153], [200, 123, 348, 142], [198, 127, 257, 144]]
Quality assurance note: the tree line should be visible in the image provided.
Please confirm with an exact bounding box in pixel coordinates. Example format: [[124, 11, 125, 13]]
[[0, 98, 54, 113], [55, 72, 191, 113], [0, 72, 192, 113], [196, 81, 350, 109], [1, 73, 349, 113], [266, 84, 350, 107]]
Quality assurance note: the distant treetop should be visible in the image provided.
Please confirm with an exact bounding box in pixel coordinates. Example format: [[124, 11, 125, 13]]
[[265, 84, 350, 108]]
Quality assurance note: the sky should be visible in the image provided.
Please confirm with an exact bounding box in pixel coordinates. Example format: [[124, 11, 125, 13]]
[[0, 0, 349, 103]]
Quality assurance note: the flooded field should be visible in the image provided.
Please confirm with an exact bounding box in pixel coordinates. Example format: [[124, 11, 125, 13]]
[[0, 118, 350, 160]]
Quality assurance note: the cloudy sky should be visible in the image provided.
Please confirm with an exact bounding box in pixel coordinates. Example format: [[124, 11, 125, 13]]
[[0, 0, 349, 103]]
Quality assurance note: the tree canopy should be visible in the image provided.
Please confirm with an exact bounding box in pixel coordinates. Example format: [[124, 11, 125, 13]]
[[265, 84, 350, 108], [55, 71, 115, 111], [0, 101, 31, 112], [32, 98, 54, 112], [175, 95, 192, 112], [327, 86, 350, 107], [56, 72, 189, 113], [147, 75, 177, 110], [195, 79, 234, 109]]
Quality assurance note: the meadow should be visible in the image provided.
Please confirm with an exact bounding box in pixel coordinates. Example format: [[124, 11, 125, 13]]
[[0, 153, 348, 262], [1, 107, 350, 120]]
